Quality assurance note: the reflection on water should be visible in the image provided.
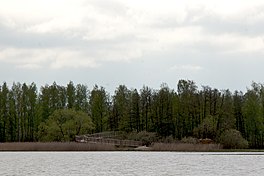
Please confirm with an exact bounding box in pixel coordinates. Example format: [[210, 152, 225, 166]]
[[0, 152, 263, 176]]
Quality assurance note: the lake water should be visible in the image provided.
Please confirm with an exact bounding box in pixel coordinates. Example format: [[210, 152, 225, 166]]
[[0, 152, 263, 176]]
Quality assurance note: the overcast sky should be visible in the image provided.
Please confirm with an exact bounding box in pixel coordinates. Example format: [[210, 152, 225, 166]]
[[1, 0, 264, 93]]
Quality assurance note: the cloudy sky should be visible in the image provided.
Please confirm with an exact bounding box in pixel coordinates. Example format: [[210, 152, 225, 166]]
[[1, 0, 264, 93]]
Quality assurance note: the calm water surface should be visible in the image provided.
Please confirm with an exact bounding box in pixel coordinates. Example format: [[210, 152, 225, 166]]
[[0, 152, 263, 176]]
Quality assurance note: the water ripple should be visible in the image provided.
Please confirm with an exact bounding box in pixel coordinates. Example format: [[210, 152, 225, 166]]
[[0, 152, 263, 176]]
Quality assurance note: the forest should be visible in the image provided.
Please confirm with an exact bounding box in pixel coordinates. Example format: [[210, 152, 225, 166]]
[[0, 80, 264, 149]]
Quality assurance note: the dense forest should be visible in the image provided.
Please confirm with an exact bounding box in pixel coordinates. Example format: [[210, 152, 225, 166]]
[[0, 80, 264, 148]]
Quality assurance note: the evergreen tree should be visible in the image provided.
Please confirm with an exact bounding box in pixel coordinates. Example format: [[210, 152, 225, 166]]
[[113, 85, 130, 132], [89, 85, 109, 132], [129, 89, 140, 132], [0, 83, 9, 142], [140, 86, 152, 131], [66, 81, 76, 109], [75, 84, 89, 112]]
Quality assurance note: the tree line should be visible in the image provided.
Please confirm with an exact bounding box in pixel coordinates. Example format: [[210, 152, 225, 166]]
[[0, 80, 264, 148]]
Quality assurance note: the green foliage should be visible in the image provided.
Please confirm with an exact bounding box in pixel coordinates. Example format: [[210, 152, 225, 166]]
[[139, 86, 152, 131], [113, 85, 130, 132], [159, 135, 176, 143], [193, 115, 217, 139], [38, 109, 94, 142], [217, 90, 236, 132], [75, 84, 89, 111], [151, 84, 175, 137], [1, 80, 264, 149], [127, 131, 158, 146], [129, 89, 140, 132], [181, 136, 199, 144], [89, 85, 109, 132], [242, 82, 264, 148], [66, 81, 76, 109], [0, 82, 9, 142], [219, 129, 249, 149], [176, 80, 199, 138]]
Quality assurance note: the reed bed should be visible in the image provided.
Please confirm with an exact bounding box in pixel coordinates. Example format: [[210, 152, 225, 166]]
[[0, 142, 224, 152], [151, 142, 223, 151], [0, 142, 116, 151]]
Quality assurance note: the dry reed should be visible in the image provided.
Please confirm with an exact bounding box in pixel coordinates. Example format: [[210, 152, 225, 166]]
[[0, 142, 116, 151], [0, 142, 223, 152], [151, 142, 223, 151]]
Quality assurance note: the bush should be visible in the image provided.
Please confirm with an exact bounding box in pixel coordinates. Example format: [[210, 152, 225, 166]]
[[38, 109, 94, 142], [160, 135, 176, 143], [193, 115, 217, 139], [127, 131, 158, 146], [219, 129, 248, 149], [152, 143, 222, 151], [181, 136, 199, 144]]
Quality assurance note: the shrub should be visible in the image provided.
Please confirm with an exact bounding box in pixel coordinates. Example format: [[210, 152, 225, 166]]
[[193, 115, 217, 139], [151, 143, 222, 151], [181, 136, 199, 144], [219, 129, 248, 149], [160, 135, 176, 143], [38, 109, 94, 142], [127, 131, 158, 146]]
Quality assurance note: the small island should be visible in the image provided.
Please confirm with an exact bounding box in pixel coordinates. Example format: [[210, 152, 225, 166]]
[[0, 80, 263, 151]]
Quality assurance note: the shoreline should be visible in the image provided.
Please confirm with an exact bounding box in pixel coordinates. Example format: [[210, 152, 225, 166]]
[[0, 142, 263, 152]]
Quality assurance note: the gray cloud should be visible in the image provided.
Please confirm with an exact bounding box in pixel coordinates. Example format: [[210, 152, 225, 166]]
[[0, 23, 85, 48], [150, 5, 264, 37], [84, 0, 130, 17], [1, 0, 264, 92]]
